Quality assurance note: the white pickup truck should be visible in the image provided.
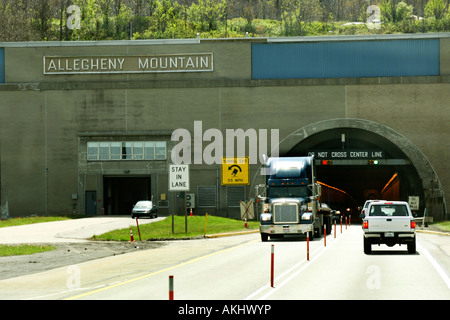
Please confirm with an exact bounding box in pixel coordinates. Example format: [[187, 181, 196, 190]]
[[360, 200, 416, 254]]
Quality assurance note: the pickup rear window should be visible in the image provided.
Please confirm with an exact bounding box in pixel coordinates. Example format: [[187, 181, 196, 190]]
[[369, 204, 409, 217]]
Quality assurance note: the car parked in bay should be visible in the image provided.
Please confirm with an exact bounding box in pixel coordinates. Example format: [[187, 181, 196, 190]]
[[131, 200, 158, 219]]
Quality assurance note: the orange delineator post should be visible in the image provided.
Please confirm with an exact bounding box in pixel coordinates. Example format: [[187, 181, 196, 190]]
[[270, 245, 274, 287], [129, 227, 135, 242], [307, 231, 310, 261], [169, 275, 174, 300]]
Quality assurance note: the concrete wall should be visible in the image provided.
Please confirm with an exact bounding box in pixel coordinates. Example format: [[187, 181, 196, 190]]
[[0, 34, 448, 220]]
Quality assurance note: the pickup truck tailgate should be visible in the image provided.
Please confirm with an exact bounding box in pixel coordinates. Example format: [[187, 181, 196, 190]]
[[367, 216, 413, 232]]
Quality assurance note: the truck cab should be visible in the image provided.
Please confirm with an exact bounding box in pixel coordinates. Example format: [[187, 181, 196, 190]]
[[258, 156, 331, 241]]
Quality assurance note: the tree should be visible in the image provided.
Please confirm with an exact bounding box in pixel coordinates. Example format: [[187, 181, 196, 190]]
[[380, 0, 415, 22], [149, 0, 183, 38], [380, 0, 398, 22], [68, 0, 102, 40], [189, 0, 227, 33], [281, 0, 323, 35], [344, 0, 367, 22], [425, 0, 448, 19], [112, 1, 132, 39], [396, 1, 414, 21], [0, 0, 36, 41], [30, 0, 57, 40]]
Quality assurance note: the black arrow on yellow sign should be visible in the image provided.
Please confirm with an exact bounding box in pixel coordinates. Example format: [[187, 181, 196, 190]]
[[228, 165, 242, 177]]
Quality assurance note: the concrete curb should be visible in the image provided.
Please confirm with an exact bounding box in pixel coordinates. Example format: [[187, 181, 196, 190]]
[[416, 229, 450, 236]]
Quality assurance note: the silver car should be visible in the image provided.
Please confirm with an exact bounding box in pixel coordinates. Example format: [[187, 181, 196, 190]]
[[131, 200, 158, 219], [361, 199, 382, 217]]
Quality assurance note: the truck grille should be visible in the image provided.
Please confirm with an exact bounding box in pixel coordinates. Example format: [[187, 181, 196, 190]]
[[273, 203, 298, 223]]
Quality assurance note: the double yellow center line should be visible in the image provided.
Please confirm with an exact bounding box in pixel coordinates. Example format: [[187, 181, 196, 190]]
[[65, 238, 258, 300]]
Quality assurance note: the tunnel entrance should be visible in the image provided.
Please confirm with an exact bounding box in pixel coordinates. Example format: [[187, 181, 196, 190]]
[[103, 176, 151, 215], [278, 119, 446, 221]]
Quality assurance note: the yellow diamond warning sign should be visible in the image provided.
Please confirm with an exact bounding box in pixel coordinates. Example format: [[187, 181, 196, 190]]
[[222, 157, 249, 185]]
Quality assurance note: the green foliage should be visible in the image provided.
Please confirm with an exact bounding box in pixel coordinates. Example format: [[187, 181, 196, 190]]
[[425, 0, 448, 19], [0, 0, 449, 42], [281, 0, 323, 36], [0, 216, 72, 228], [252, 19, 282, 37], [92, 215, 259, 241], [189, 0, 227, 32], [432, 221, 450, 232], [396, 2, 414, 22], [380, 0, 414, 22], [0, 244, 56, 257]]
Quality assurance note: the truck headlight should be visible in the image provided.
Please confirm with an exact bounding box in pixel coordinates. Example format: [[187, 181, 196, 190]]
[[260, 213, 272, 222], [301, 212, 312, 221]]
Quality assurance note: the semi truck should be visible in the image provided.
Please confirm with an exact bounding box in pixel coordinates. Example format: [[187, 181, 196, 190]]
[[257, 156, 332, 242]]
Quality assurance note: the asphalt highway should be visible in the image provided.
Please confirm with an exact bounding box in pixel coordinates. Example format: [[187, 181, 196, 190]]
[[0, 219, 448, 301]]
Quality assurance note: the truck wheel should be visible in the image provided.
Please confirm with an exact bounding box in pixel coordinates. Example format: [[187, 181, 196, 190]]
[[315, 225, 322, 238], [407, 237, 416, 254], [261, 233, 269, 242], [364, 237, 372, 254], [326, 221, 332, 235]]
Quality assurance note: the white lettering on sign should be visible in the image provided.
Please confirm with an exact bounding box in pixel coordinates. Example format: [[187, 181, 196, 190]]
[[46, 58, 125, 72], [331, 151, 347, 158], [408, 196, 420, 211], [169, 165, 190, 191], [371, 151, 383, 158], [309, 150, 383, 159], [350, 151, 368, 158], [44, 53, 213, 75], [138, 56, 210, 70]]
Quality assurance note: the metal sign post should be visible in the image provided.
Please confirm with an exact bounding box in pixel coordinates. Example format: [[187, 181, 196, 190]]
[[169, 165, 190, 234]]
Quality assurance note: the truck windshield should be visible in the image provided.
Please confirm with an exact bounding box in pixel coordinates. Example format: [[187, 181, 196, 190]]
[[369, 204, 408, 217], [268, 186, 308, 199]]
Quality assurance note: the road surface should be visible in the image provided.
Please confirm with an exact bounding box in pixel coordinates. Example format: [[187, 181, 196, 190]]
[[0, 224, 448, 300], [0, 216, 163, 244]]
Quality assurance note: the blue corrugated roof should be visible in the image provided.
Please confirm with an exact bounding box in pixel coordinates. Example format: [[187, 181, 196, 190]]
[[252, 39, 440, 79]]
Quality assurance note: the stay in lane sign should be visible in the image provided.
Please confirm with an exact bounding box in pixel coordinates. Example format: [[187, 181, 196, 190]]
[[169, 164, 190, 191]]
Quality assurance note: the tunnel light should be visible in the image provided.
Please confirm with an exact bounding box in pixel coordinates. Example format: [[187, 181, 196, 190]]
[[322, 160, 333, 165], [368, 160, 379, 165]]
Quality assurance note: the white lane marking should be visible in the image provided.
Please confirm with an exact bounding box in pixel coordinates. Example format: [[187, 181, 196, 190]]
[[245, 231, 344, 300], [417, 241, 450, 290]]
